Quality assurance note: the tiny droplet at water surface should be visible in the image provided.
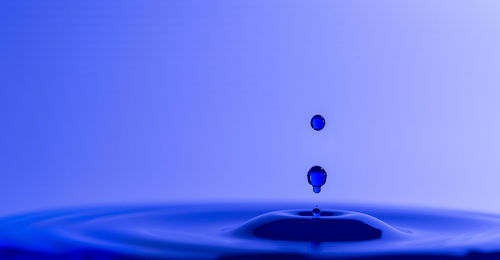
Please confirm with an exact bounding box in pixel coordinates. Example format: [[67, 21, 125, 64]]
[[312, 208, 321, 218], [307, 166, 327, 193], [310, 115, 325, 131]]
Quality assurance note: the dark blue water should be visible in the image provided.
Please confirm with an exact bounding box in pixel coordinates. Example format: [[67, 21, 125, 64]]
[[310, 115, 325, 131], [1, 203, 500, 259], [308, 166, 327, 193]]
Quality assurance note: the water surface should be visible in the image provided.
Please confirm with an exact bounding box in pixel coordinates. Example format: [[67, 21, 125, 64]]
[[1, 203, 500, 259]]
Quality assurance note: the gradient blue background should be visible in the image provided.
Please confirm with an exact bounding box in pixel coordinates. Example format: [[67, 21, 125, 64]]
[[1, 1, 500, 217]]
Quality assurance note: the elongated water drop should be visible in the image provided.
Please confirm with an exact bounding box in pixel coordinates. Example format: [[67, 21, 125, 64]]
[[310, 115, 325, 131], [307, 166, 327, 193]]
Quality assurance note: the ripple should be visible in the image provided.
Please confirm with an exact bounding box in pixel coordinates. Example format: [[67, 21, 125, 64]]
[[1, 203, 500, 259], [235, 210, 395, 242]]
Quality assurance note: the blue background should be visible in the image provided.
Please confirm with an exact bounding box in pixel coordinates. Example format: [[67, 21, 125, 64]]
[[1, 0, 500, 216]]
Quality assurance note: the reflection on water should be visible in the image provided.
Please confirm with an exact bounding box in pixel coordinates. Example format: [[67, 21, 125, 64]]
[[1, 203, 500, 259]]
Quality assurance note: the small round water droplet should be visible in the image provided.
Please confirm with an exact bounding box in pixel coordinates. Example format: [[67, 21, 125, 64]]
[[307, 166, 327, 193], [312, 208, 321, 218], [310, 115, 325, 131]]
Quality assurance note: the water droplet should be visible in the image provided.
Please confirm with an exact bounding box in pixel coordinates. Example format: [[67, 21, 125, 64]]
[[312, 208, 321, 218], [307, 166, 327, 193], [310, 115, 325, 131]]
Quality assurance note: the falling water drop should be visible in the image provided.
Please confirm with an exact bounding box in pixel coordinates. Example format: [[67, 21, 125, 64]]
[[310, 115, 325, 131], [307, 166, 327, 193]]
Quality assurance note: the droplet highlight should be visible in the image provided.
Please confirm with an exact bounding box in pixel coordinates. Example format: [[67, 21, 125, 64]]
[[307, 166, 327, 193], [310, 115, 325, 131]]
